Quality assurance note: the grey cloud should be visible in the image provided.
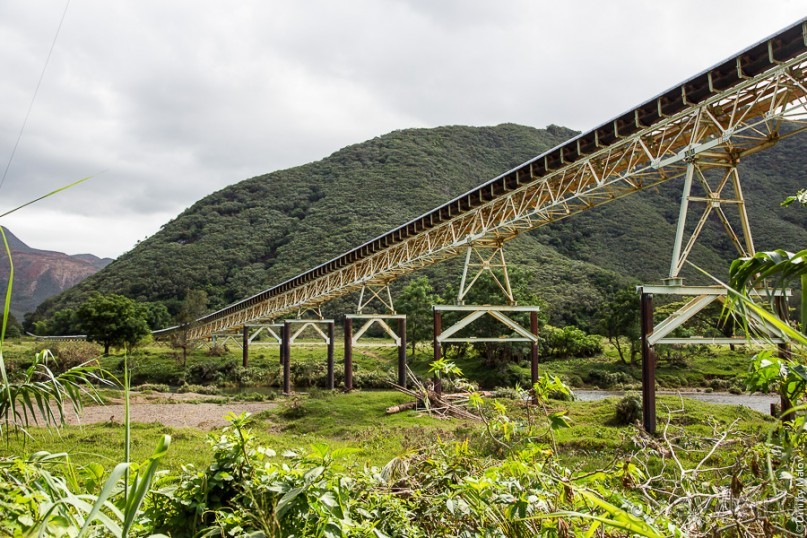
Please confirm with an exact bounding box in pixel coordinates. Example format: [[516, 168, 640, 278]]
[[0, 0, 803, 257]]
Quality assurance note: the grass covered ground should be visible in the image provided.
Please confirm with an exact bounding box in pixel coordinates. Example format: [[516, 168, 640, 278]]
[[0, 336, 775, 483], [0, 391, 463, 473], [0, 389, 776, 477]]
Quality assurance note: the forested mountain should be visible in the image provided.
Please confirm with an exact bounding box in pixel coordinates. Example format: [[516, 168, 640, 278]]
[[29, 124, 807, 329]]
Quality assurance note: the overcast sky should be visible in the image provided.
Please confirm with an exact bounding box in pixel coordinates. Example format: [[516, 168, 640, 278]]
[[0, 1, 804, 258]]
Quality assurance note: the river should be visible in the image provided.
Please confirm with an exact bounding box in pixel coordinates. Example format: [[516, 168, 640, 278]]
[[575, 389, 777, 414]]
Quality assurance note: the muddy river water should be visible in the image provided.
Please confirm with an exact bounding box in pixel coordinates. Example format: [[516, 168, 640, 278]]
[[575, 389, 778, 414]]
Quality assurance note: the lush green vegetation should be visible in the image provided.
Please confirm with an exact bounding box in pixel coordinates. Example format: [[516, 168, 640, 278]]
[[0, 334, 765, 395], [1, 387, 799, 536]]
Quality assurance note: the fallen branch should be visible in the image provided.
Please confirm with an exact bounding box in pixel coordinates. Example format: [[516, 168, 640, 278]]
[[386, 366, 482, 421]]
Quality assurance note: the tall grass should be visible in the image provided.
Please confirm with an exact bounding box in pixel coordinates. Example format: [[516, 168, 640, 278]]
[[0, 181, 170, 535]]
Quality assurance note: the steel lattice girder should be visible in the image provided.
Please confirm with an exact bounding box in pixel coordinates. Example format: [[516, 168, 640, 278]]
[[180, 21, 807, 340]]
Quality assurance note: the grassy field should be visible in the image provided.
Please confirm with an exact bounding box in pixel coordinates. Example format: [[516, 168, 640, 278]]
[[0, 335, 774, 479], [0, 389, 776, 478]]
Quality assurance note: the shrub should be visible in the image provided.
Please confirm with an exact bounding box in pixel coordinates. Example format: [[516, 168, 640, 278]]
[[136, 383, 171, 393], [492, 386, 528, 400], [708, 378, 733, 391], [41, 341, 103, 373], [585, 369, 634, 389], [177, 383, 221, 395], [352, 369, 396, 389], [614, 395, 642, 425], [290, 361, 327, 388], [540, 325, 602, 359], [239, 391, 276, 401], [565, 374, 584, 387], [207, 344, 227, 357], [186, 360, 237, 385]]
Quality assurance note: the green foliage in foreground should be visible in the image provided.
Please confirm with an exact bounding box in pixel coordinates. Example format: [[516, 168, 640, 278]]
[[1, 389, 801, 537]]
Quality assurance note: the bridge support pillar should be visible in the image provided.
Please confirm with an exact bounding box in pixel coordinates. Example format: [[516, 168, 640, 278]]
[[327, 322, 335, 390], [276, 318, 334, 393], [433, 309, 442, 394], [640, 292, 656, 435], [530, 311, 539, 385], [242, 325, 249, 368], [637, 284, 790, 434], [398, 317, 407, 388], [344, 317, 353, 391], [344, 313, 406, 388], [282, 322, 291, 394]]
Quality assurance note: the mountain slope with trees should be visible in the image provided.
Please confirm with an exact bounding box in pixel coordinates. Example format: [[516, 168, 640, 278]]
[[28, 123, 807, 329]]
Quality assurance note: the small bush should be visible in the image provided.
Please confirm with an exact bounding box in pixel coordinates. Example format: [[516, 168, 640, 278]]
[[565, 374, 584, 387], [290, 362, 327, 388], [614, 395, 642, 425], [279, 397, 307, 419], [493, 386, 528, 400], [207, 344, 227, 357], [136, 383, 171, 393], [540, 325, 602, 359], [177, 383, 221, 395], [708, 378, 733, 391], [239, 391, 276, 401], [42, 341, 103, 373], [352, 369, 396, 389], [585, 370, 634, 389], [186, 361, 237, 385]]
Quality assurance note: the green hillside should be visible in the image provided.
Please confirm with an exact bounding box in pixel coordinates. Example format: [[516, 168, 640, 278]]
[[29, 123, 807, 328]]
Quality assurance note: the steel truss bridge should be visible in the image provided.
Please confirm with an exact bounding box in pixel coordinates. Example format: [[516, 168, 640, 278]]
[[179, 18, 807, 345], [155, 19, 807, 432]]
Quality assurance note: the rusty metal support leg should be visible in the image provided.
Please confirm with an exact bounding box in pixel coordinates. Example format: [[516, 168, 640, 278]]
[[242, 325, 249, 368], [433, 308, 442, 394], [641, 292, 657, 435], [344, 317, 353, 392], [398, 317, 407, 388], [778, 342, 793, 423], [775, 295, 793, 423], [530, 311, 539, 385], [282, 322, 291, 394], [327, 321, 335, 390]]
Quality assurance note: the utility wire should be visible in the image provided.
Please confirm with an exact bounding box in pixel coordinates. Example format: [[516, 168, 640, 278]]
[[0, 0, 72, 194]]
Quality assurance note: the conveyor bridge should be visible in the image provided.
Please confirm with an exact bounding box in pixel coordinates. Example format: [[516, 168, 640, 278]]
[[178, 19, 807, 341]]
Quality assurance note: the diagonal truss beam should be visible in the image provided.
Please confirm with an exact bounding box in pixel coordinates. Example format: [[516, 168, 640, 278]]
[[169, 21, 807, 340]]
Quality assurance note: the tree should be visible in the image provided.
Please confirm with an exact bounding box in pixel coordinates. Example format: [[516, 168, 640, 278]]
[[396, 276, 441, 355], [76, 293, 150, 355], [138, 302, 172, 331], [595, 287, 640, 364], [171, 290, 209, 366], [48, 308, 79, 336], [2, 311, 22, 338]]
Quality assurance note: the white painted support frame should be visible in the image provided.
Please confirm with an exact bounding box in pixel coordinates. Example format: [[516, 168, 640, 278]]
[[638, 284, 789, 346], [345, 314, 405, 347], [284, 319, 334, 346], [434, 304, 540, 344]]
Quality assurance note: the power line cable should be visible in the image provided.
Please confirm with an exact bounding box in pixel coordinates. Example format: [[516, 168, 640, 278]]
[[0, 0, 72, 194]]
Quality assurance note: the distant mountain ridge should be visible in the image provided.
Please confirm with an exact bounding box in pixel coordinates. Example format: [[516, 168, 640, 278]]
[[0, 229, 113, 318], [29, 123, 807, 329]]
